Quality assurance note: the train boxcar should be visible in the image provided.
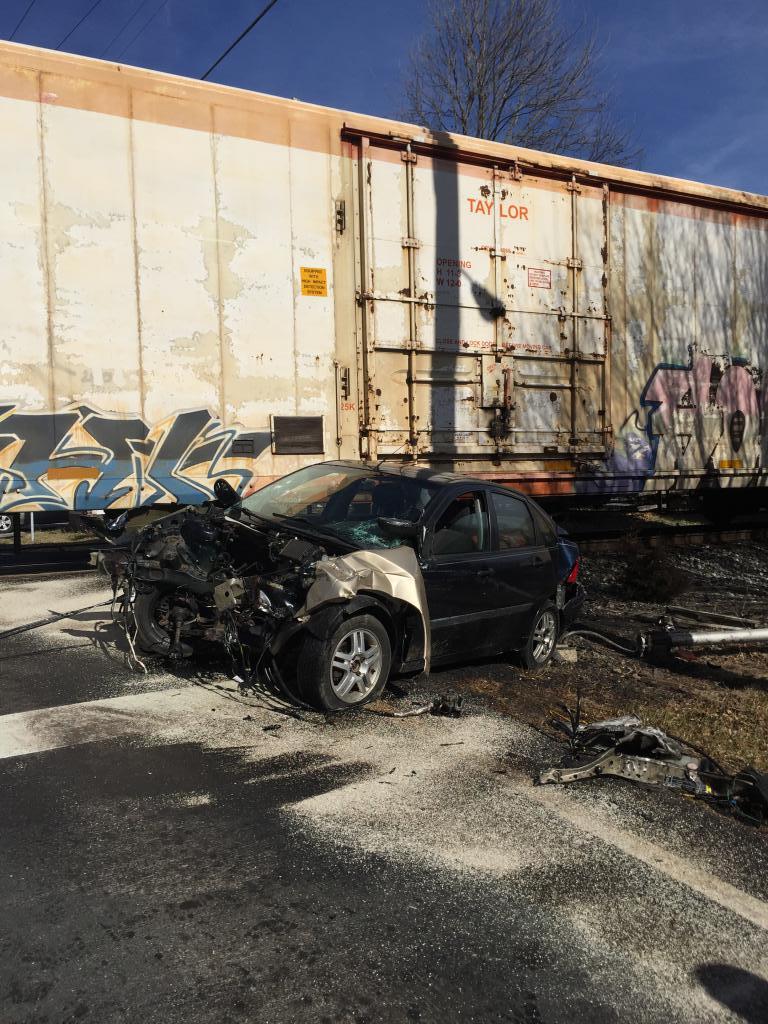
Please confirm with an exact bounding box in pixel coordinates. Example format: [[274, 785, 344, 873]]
[[1, 41, 767, 517]]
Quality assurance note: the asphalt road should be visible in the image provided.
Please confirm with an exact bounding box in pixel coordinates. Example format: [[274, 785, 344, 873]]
[[1, 574, 768, 1024]]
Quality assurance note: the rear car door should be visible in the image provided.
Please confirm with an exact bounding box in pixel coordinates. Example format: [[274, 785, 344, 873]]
[[487, 490, 558, 649], [421, 489, 508, 663]]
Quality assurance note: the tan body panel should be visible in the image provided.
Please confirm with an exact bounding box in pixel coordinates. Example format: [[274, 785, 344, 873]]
[[1, 41, 767, 512]]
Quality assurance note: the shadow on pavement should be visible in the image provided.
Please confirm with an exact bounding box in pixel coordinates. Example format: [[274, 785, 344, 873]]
[[694, 962, 768, 1023]]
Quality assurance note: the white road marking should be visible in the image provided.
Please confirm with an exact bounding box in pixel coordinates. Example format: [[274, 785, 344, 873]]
[[528, 782, 768, 932], [0, 688, 194, 759]]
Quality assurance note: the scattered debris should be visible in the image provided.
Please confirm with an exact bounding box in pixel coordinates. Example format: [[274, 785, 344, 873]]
[[539, 701, 768, 826], [552, 647, 578, 664], [664, 605, 758, 628], [367, 693, 464, 719]]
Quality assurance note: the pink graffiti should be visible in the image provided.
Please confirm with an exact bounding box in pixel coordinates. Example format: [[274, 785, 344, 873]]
[[716, 364, 760, 417], [644, 355, 761, 425]]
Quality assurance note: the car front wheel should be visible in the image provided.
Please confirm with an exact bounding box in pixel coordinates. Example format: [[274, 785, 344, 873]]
[[0, 514, 13, 535], [519, 603, 558, 670], [297, 613, 391, 712]]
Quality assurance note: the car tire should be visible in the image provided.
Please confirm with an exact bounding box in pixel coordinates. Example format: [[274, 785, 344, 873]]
[[133, 587, 192, 657], [297, 613, 392, 712], [0, 514, 13, 535], [519, 602, 558, 670]]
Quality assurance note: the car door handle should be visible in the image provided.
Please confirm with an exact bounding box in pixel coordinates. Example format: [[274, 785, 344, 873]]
[[476, 568, 494, 577]]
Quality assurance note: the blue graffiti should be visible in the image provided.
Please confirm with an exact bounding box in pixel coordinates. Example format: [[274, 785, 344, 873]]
[[0, 404, 270, 513]]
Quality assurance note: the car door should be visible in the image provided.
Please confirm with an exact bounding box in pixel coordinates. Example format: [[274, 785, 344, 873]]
[[486, 490, 558, 650], [420, 489, 510, 663]]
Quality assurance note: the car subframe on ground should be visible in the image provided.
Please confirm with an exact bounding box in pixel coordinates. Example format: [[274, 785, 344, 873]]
[[95, 461, 585, 711]]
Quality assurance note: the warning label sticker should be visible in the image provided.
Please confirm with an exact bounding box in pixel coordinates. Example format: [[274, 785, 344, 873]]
[[300, 267, 328, 297], [527, 268, 551, 289]]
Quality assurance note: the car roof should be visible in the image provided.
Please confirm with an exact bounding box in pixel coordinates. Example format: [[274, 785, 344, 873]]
[[321, 460, 534, 501]]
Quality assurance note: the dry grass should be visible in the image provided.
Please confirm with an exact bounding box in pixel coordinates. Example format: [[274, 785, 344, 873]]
[[445, 655, 768, 774]]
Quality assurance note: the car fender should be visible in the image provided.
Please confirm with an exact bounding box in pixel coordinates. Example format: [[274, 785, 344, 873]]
[[301, 595, 396, 642], [295, 546, 431, 673]]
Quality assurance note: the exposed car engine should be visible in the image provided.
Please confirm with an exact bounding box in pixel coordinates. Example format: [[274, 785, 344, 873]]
[[94, 478, 430, 710]]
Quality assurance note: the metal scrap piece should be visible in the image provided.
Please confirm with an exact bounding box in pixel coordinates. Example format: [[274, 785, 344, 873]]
[[539, 747, 699, 788], [538, 712, 703, 792], [213, 577, 245, 611]]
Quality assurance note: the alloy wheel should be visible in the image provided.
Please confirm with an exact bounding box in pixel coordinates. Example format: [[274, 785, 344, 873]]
[[0, 514, 13, 534], [531, 609, 557, 664], [329, 627, 383, 703]]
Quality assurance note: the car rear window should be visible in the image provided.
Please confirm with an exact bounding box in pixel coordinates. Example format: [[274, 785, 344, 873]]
[[491, 492, 536, 549]]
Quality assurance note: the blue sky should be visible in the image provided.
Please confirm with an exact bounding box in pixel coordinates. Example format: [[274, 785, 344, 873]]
[[3, 0, 767, 194]]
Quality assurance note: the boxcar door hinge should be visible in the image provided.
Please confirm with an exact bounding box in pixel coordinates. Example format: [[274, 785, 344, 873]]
[[567, 257, 583, 269], [339, 365, 351, 400], [402, 237, 421, 249], [334, 199, 346, 234], [401, 151, 417, 164], [566, 178, 582, 193]]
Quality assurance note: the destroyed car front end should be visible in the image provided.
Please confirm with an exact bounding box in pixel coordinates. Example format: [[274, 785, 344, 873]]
[[95, 462, 584, 711], [96, 465, 434, 711]]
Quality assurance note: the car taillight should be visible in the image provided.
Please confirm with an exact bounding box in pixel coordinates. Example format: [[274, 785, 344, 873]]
[[566, 558, 580, 584]]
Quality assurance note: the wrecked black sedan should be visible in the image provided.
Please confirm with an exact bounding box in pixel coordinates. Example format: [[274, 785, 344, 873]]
[[98, 462, 584, 711]]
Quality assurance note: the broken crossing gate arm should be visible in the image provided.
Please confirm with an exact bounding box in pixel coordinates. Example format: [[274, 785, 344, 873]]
[[0, 600, 112, 642]]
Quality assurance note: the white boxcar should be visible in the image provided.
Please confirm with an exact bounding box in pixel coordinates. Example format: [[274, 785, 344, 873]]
[[1, 41, 767, 515]]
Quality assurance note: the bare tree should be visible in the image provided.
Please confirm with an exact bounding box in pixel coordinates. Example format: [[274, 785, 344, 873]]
[[403, 0, 638, 165]]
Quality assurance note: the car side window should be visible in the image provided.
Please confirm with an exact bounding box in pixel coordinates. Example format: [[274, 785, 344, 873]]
[[491, 492, 536, 549], [531, 504, 557, 546], [431, 492, 489, 556]]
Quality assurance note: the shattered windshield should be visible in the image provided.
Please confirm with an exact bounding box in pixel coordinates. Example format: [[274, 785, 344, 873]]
[[239, 464, 439, 548]]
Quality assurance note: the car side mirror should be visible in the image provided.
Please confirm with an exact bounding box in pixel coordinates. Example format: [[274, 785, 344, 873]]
[[377, 516, 420, 540], [214, 478, 240, 509]]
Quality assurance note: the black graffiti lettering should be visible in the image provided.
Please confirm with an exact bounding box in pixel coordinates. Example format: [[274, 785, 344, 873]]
[[0, 409, 79, 510], [730, 409, 745, 453], [0, 405, 271, 513]]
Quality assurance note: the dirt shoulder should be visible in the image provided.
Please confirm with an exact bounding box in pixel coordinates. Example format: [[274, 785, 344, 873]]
[[427, 540, 768, 775]]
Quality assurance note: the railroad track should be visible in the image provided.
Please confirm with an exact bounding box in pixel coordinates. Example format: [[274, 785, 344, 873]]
[[3, 516, 768, 576], [0, 542, 107, 578], [569, 518, 768, 553]]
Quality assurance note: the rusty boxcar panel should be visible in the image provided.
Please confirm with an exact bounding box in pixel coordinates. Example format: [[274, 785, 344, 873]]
[[353, 140, 611, 458], [1, 41, 767, 514]]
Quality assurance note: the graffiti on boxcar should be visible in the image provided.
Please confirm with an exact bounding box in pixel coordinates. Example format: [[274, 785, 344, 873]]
[[580, 348, 765, 494], [0, 404, 270, 513]]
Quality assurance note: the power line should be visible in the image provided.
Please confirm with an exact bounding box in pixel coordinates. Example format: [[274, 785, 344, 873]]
[[99, 0, 151, 57], [9, 0, 37, 40], [115, 0, 169, 60], [57, 0, 105, 49], [201, 0, 281, 81]]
